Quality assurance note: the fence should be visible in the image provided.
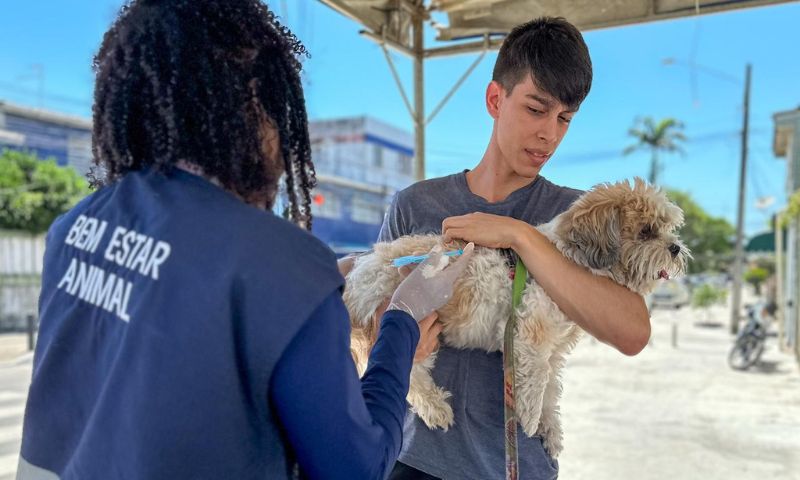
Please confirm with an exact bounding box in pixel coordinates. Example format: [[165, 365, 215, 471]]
[[0, 231, 44, 332]]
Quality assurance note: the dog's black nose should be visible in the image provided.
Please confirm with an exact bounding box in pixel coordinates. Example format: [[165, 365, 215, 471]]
[[668, 243, 680, 257]]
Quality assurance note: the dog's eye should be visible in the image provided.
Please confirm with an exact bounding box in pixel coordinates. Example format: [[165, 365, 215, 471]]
[[639, 225, 653, 240]]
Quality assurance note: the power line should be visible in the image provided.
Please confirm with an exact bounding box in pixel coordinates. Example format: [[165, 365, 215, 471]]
[[280, 0, 288, 21], [428, 127, 774, 167], [749, 137, 783, 197], [0, 81, 91, 108]]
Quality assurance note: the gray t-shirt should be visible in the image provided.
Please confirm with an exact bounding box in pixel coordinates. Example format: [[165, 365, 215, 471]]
[[378, 171, 581, 480]]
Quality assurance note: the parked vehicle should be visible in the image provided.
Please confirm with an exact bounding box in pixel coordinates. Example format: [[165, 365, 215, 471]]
[[728, 303, 768, 370], [647, 279, 691, 310], [685, 273, 729, 291]]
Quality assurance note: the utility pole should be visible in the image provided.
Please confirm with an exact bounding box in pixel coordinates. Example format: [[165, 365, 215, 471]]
[[17, 64, 45, 109], [730, 63, 751, 335], [33, 64, 44, 109], [280, 0, 288, 21], [412, 5, 425, 182]]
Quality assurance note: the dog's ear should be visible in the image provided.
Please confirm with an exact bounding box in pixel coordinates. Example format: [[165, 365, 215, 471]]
[[556, 192, 621, 270]]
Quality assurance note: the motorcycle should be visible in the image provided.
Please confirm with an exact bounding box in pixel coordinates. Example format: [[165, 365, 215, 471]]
[[727, 303, 768, 370]]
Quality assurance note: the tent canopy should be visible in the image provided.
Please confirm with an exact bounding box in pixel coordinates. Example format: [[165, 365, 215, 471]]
[[746, 230, 788, 253], [320, 0, 796, 55], [318, 0, 796, 181]]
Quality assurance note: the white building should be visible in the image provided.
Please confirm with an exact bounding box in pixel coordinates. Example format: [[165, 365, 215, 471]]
[[773, 106, 800, 363], [0, 101, 93, 175], [308, 116, 416, 254]]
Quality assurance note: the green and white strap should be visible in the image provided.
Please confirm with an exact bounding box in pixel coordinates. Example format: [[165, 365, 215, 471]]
[[504, 257, 527, 480]]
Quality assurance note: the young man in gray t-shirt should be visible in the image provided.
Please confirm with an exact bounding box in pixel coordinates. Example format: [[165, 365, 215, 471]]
[[378, 174, 580, 480], [343, 17, 652, 480]]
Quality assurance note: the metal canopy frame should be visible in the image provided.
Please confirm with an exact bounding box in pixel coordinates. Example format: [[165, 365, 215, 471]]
[[319, 0, 796, 180]]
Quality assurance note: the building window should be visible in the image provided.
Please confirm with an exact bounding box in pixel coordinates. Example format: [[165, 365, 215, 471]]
[[372, 144, 383, 168], [350, 198, 383, 225], [399, 154, 412, 175], [312, 191, 342, 219]]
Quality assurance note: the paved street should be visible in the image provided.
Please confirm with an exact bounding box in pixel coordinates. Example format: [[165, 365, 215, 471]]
[[559, 300, 800, 480], [0, 353, 30, 480], [0, 294, 798, 479]]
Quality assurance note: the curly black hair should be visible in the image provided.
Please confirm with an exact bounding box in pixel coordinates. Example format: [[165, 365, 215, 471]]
[[90, 0, 316, 229]]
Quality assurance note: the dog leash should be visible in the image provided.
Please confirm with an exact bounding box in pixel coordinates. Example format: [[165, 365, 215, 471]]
[[504, 256, 527, 480]]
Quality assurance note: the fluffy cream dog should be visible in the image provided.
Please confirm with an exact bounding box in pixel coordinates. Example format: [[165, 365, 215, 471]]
[[344, 178, 688, 458]]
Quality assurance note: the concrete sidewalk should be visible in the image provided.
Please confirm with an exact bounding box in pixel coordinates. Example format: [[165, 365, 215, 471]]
[[558, 301, 800, 479], [0, 335, 29, 364], [0, 334, 30, 479], [1, 295, 798, 479], [0, 353, 31, 480]]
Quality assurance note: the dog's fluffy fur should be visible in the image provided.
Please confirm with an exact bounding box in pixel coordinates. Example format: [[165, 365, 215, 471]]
[[344, 179, 689, 458]]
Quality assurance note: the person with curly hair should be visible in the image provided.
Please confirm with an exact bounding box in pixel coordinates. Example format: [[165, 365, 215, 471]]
[[16, 1, 471, 479]]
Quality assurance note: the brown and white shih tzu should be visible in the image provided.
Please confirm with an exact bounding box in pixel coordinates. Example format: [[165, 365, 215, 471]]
[[344, 178, 689, 458]]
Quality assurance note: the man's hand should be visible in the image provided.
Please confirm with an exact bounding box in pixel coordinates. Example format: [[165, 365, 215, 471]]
[[442, 213, 526, 249], [446, 212, 650, 355]]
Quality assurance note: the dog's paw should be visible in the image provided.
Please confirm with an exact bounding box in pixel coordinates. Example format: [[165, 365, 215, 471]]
[[518, 410, 542, 438], [418, 401, 454, 431], [541, 435, 563, 459], [537, 424, 563, 459], [411, 389, 454, 431]]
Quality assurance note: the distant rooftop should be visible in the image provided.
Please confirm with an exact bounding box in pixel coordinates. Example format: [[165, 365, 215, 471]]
[[0, 100, 91, 130]]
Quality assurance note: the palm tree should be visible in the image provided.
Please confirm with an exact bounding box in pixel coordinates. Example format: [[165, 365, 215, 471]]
[[623, 117, 686, 185]]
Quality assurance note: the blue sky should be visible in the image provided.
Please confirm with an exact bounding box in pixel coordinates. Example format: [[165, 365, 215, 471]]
[[1, 1, 798, 235]]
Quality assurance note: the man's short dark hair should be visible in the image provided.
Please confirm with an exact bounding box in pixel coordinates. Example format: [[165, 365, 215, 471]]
[[91, 0, 316, 228], [492, 17, 592, 110]]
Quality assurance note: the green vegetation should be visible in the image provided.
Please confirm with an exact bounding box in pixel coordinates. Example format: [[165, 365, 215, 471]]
[[692, 283, 728, 323], [624, 117, 686, 185], [666, 189, 735, 274], [0, 149, 90, 233]]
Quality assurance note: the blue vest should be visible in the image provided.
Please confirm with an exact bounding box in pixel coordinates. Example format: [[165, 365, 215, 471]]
[[20, 168, 344, 479]]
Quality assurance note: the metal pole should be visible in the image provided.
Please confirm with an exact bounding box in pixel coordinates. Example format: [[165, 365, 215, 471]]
[[796, 223, 800, 363], [33, 64, 44, 110], [380, 42, 416, 120], [27, 314, 35, 351], [671, 323, 678, 348], [424, 37, 504, 59], [426, 45, 487, 126], [412, 7, 425, 181], [730, 63, 751, 335], [775, 214, 786, 350]]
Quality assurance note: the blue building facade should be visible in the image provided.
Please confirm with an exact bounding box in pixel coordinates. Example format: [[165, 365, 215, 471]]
[[0, 103, 415, 255], [0, 101, 93, 175], [307, 117, 416, 255]]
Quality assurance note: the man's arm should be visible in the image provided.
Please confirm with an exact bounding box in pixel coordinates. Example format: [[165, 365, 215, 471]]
[[442, 213, 650, 356], [513, 221, 650, 355]]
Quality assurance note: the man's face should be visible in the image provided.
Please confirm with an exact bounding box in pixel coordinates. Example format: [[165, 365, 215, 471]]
[[488, 74, 576, 178]]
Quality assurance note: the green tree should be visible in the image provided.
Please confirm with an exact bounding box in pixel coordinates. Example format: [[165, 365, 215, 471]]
[[692, 283, 728, 323], [0, 149, 91, 234], [752, 257, 775, 276], [666, 189, 736, 274], [778, 190, 800, 228], [624, 117, 686, 185], [743, 267, 768, 295]]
